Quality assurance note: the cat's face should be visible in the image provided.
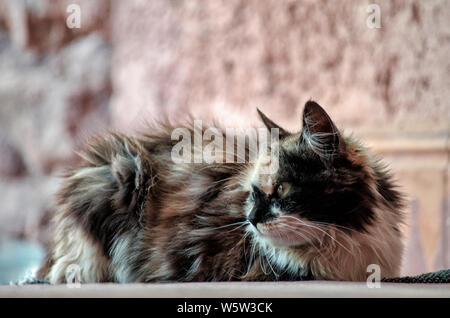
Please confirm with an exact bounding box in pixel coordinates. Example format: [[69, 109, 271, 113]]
[[246, 101, 376, 248]]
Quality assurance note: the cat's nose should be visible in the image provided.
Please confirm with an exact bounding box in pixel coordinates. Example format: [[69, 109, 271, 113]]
[[248, 206, 270, 227], [248, 186, 272, 227]]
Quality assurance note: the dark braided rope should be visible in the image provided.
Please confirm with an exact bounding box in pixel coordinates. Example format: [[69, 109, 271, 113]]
[[381, 269, 450, 283]]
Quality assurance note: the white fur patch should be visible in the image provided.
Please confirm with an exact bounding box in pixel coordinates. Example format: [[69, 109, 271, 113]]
[[109, 234, 137, 283], [47, 219, 109, 284]]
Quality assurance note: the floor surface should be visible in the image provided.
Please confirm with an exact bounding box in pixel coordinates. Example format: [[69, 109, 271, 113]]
[[1, 281, 449, 298]]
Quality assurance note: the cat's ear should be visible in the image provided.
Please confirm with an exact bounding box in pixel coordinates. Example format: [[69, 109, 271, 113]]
[[257, 108, 289, 138], [300, 101, 341, 157]]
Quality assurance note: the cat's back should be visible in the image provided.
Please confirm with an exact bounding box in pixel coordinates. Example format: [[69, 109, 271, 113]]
[[40, 124, 251, 283]]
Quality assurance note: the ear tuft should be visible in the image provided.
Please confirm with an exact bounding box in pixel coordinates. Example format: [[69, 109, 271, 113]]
[[110, 141, 146, 211], [256, 108, 289, 138], [111, 152, 142, 190], [301, 100, 341, 157]]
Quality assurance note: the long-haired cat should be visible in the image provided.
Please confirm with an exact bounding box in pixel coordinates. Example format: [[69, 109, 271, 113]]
[[38, 101, 404, 283]]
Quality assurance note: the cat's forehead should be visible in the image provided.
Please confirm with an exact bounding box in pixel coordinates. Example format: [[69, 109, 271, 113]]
[[276, 139, 326, 181], [279, 132, 300, 149]]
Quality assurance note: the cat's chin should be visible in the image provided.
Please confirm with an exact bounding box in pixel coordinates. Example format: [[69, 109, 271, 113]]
[[253, 222, 311, 248]]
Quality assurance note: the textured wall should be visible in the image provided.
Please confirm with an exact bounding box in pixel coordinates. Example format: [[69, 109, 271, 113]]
[[0, 0, 112, 244], [110, 0, 449, 135]]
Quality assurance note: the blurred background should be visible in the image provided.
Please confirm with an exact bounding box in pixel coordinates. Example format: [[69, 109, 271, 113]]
[[0, 0, 448, 283]]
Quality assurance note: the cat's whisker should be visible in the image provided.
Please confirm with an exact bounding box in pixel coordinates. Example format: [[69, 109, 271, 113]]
[[263, 234, 280, 278], [313, 224, 357, 250], [309, 220, 358, 233], [208, 221, 249, 231], [245, 238, 258, 277], [278, 224, 337, 268], [276, 220, 318, 238], [230, 231, 250, 253], [280, 217, 347, 250], [222, 183, 244, 191], [273, 228, 291, 272], [279, 215, 353, 254], [258, 245, 269, 275], [294, 220, 357, 247], [225, 221, 251, 233], [277, 223, 323, 255], [295, 220, 358, 251]]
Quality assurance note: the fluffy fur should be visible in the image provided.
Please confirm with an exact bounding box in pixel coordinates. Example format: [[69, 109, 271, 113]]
[[38, 101, 404, 283]]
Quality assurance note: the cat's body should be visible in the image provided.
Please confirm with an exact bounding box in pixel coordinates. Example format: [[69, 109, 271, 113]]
[[39, 101, 404, 283]]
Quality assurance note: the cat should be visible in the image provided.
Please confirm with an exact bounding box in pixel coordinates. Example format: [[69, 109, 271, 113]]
[[38, 101, 404, 283]]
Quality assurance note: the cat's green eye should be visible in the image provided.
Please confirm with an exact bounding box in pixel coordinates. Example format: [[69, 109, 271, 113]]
[[277, 182, 292, 199]]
